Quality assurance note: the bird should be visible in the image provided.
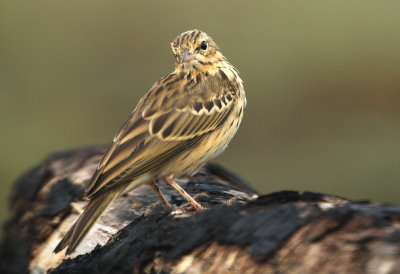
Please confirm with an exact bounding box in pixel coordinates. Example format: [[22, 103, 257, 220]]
[[54, 29, 246, 255]]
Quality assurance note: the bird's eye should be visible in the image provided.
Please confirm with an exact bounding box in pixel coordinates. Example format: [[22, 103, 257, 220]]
[[200, 41, 208, 50]]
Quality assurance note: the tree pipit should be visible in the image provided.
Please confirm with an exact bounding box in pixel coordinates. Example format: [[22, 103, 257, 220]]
[[54, 30, 246, 255]]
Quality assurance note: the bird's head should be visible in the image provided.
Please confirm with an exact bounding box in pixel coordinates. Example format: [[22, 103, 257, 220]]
[[171, 30, 226, 73]]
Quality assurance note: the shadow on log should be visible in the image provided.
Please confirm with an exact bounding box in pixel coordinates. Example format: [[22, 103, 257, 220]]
[[1, 145, 400, 273]]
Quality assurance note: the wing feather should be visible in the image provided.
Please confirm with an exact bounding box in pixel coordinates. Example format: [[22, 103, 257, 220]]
[[149, 94, 234, 141], [86, 72, 236, 198]]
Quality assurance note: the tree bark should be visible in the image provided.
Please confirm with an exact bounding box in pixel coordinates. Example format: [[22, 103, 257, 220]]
[[1, 145, 399, 274]]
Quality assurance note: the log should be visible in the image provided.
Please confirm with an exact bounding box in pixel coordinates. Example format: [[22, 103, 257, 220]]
[[1, 145, 400, 274]]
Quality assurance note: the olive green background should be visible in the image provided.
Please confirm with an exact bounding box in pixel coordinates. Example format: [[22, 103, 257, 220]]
[[2, 1, 400, 225]]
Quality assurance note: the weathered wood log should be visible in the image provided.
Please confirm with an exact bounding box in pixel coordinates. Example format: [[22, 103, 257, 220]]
[[1, 145, 400, 274]]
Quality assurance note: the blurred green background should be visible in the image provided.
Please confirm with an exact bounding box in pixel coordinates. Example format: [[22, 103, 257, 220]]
[[1, 1, 400, 225]]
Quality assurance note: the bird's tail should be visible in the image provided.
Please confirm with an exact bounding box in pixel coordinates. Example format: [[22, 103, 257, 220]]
[[53, 187, 122, 255]]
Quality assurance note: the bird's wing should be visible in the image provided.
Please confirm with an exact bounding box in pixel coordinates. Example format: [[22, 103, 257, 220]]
[[86, 73, 236, 198]]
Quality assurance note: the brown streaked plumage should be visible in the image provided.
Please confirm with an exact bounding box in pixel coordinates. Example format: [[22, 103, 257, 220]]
[[54, 30, 246, 255]]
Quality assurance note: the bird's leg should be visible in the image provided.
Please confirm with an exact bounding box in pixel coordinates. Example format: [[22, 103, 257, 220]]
[[164, 175, 204, 211], [147, 181, 171, 210]]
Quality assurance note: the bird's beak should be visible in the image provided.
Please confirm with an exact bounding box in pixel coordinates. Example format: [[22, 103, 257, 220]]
[[181, 52, 196, 62]]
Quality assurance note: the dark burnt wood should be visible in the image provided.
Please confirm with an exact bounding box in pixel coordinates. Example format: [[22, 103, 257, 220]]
[[1, 145, 399, 274]]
